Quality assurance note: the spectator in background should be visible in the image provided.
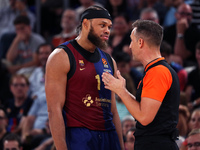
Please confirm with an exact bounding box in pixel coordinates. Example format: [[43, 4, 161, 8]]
[[180, 108, 200, 150], [0, 0, 9, 9], [34, 136, 53, 150], [160, 40, 183, 66], [124, 127, 136, 150], [5, 15, 45, 76], [185, 41, 200, 111], [127, 0, 140, 21], [21, 95, 49, 149], [176, 105, 190, 148], [51, 9, 78, 48], [163, 3, 200, 66], [0, 0, 37, 59], [137, 0, 168, 25], [186, 129, 200, 150], [121, 115, 136, 141], [180, 92, 188, 106], [0, 0, 35, 38], [163, 0, 184, 27], [40, 0, 63, 39], [105, 0, 132, 20], [0, 106, 10, 150], [4, 74, 33, 134], [160, 41, 188, 91], [0, 32, 16, 59], [140, 7, 159, 24], [0, 61, 12, 105], [188, 109, 200, 132], [108, 14, 131, 55], [190, 0, 200, 31], [29, 43, 53, 98], [177, 105, 190, 137], [3, 133, 22, 150], [75, 0, 103, 19]]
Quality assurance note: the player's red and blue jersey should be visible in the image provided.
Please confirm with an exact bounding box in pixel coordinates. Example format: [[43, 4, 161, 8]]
[[58, 39, 115, 131]]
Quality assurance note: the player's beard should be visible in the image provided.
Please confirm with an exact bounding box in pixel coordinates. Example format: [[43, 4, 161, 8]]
[[88, 26, 108, 50]]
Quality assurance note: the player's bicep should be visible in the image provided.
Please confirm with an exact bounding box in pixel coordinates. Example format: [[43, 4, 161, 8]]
[[45, 48, 70, 110]]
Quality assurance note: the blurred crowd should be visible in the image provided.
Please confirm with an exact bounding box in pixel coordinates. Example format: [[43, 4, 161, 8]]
[[0, 0, 200, 149]]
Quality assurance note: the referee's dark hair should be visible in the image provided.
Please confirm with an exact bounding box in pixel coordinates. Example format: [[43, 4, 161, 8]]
[[132, 19, 163, 47]]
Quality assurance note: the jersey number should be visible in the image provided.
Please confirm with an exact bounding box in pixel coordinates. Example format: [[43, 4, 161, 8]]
[[95, 74, 100, 90]]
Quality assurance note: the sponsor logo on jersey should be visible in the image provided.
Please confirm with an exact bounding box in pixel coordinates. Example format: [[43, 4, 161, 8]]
[[103, 69, 111, 73], [95, 97, 111, 107], [102, 58, 108, 68], [82, 94, 111, 107], [82, 94, 94, 107]]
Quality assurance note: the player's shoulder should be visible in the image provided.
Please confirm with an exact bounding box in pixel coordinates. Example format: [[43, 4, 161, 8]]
[[50, 48, 68, 59], [47, 47, 69, 69]]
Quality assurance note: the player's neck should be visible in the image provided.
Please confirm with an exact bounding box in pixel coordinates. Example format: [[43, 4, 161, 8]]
[[76, 36, 96, 53]]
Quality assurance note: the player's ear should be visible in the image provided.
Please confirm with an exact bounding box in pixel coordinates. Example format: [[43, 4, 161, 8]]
[[82, 19, 89, 29]]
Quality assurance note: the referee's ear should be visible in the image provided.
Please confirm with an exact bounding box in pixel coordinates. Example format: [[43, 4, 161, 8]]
[[138, 38, 144, 48]]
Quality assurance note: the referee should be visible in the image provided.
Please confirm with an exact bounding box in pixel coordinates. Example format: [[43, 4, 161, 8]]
[[102, 20, 180, 150]]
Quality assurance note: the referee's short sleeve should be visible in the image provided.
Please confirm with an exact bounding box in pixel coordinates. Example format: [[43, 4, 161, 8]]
[[141, 65, 172, 102]]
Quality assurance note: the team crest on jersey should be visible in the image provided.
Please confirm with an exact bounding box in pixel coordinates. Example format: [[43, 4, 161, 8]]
[[102, 58, 108, 68], [82, 94, 94, 107], [79, 60, 84, 66]]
